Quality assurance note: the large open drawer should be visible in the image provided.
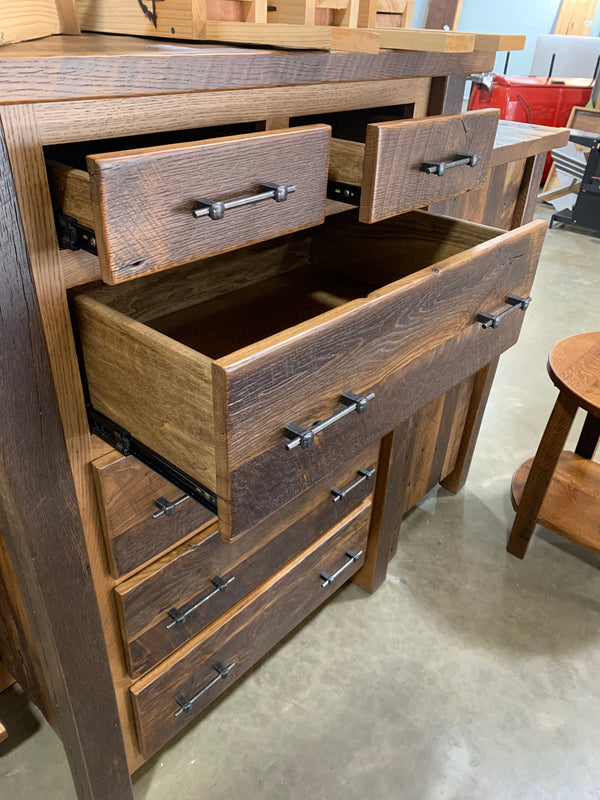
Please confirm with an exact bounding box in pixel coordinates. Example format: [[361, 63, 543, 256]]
[[71, 211, 546, 540]]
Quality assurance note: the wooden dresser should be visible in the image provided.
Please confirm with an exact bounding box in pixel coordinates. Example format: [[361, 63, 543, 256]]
[[0, 34, 568, 799]]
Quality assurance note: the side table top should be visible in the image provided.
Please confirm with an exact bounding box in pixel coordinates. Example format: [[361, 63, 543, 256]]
[[548, 332, 600, 417]]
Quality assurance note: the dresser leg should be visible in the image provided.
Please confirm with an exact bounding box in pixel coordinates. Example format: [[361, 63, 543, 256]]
[[441, 357, 499, 494], [353, 419, 412, 594], [0, 122, 133, 800], [507, 392, 578, 559]]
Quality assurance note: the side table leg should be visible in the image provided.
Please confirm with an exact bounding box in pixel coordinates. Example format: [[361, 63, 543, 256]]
[[575, 412, 600, 460], [507, 392, 579, 559]]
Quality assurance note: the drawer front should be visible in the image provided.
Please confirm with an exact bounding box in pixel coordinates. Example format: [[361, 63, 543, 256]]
[[116, 442, 378, 678], [88, 125, 330, 284], [217, 211, 546, 537], [92, 451, 216, 577], [130, 501, 370, 757], [330, 110, 499, 222]]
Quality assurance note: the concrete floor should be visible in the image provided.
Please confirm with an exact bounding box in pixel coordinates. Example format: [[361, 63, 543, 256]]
[[1, 203, 599, 800]]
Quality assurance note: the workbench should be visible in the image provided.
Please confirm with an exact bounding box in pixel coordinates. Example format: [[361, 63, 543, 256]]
[[0, 34, 568, 799]]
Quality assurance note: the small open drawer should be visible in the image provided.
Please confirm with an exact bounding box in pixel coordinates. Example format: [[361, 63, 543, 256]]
[[71, 211, 546, 541], [328, 109, 499, 222], [47, 125, 330, 284]]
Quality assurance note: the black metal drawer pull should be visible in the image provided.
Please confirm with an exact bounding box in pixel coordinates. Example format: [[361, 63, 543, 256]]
[[174, 662, 235, 717], [284, 391, 375, 451], [152, 494, 190, 519], [331, 467, 376, 502], [166, 575, 236, 629], [476, 295, 531, 329], [321, 550, 363, 588], [421, 152, 479, 177], [193, 182, 295, 220]]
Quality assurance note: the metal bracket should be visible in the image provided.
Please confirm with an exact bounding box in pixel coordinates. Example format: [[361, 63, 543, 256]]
[[284, 391, 375, 451], [420, 153, 479, 177], [326, 180, 362, 206], [55, 211, 98, 255], [476, 295, 531, 329], [87, 406, 218, 515]]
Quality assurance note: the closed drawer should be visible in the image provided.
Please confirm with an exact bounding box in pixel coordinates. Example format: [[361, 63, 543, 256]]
[[91, 450, 216, 578], [48, 125, 330, 284], [130, 500, 370, 757], [115, 442, 378, 678], [328, 109, 499, 222], [72, 211, 546, 540]]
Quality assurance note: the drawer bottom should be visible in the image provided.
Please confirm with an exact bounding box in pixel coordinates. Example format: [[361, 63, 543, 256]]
[[130, 500, 371, 757]]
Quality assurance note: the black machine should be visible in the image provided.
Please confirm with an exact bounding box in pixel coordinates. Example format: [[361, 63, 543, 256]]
[[550, 130, 600, 236]]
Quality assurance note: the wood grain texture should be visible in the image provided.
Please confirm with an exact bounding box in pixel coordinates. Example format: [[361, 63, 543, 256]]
[[217, 212, 546, 537], [554, 0, 598, 35], [507, 392, 579, 559], [87, 125, 330, 283], [46, 160, 94, 228], [352, 421, 409, 592], [491, 121, 569, 167], [92, 452, 217, 578], [0, 1, 63, 46], [0, 662, 14, 692], [130, 501, 370, 757], [441, 358, 498, 493], [0, 104, 145, 771], [362, 27, 474, 52], [116, 443, 377, 677], [547, 332, 600, 417], [424, 0, 462, 30], [0, 115, 133, 799], [0, 34, 496, 103], [511, 451, 600, 554], [359, 109, 499, 221], [35, 78, 431, 146]]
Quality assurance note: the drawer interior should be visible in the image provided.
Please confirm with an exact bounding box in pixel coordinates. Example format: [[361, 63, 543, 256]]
[[72, 211, 507, 502]]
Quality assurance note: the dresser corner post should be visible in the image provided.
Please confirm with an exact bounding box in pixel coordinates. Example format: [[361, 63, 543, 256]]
[[0, 118, 134, 800], [427, 74, 468, 116]]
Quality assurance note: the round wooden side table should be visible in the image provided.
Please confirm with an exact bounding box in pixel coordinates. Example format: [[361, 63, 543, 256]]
[[507, 332, 600, 559]]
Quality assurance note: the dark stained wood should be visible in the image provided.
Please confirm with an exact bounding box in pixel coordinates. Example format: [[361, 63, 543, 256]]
[[92, 452, 217, 578], [130, 501, 371, 758], [86, 125, 330, 283], [329, 109, 499, 222], [116, 444, 377, 677], [0, 120, 133, 800], [0, 34, 496, 103], [511, 451, 600, 554], [575, 412, 600, 460], [507, 392, 579, 559], [424, 0, 462, 30], [547, 332, 600, 418], [510, 152, 546, 229], [0, 530, 53, 720], [426, 74, 467, 116], [0, 662, 14, 693], [441, 357, 499, 494], [353, 421, 410, 593]]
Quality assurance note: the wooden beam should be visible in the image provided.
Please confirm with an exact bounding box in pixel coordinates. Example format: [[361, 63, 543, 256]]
[[424, 0, 463, 30], [0, 118, 133, 800]]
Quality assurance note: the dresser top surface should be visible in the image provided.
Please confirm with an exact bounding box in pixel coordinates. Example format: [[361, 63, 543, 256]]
[[0, 33, 497, 103]]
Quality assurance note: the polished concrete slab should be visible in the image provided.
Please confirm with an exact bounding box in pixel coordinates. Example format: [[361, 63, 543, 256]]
[[1, 204, 599, 800]]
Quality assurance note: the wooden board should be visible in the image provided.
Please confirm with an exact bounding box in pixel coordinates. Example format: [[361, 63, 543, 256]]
[[511, 451, 600, 553], [91, 452, 217, 578], [116, 443, 377, 677], [554, 0, 598, 35], [0, 0, 78, 46], [0, 34, 496, 104], [424, 0, 462, 30], [130, 502, 370, 757], [86, 125, 330, 282], [366, 27, 474, 51], [542, 107, 600, 196]]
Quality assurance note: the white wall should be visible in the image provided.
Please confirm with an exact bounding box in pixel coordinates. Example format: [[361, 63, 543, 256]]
[[411, 0, 600, 76]]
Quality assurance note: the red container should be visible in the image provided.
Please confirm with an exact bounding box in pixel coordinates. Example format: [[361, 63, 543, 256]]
[[468, 75, 593, 180]]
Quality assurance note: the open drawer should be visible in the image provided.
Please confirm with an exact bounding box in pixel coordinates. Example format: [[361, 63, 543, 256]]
[[47, 125, 330, 284], [71, 211, 546, 541], [328, 109, 499, 222]]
